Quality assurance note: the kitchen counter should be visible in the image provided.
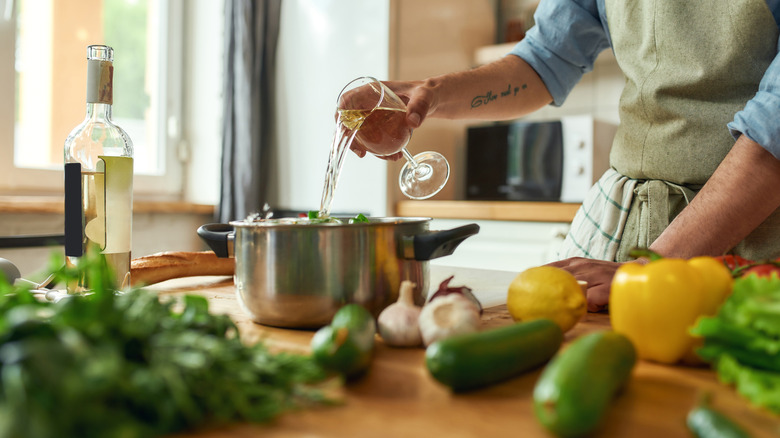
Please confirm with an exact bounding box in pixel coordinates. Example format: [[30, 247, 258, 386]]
[[0, 195, 214, 215], [150, 266, 779, 438], [396, 200, 580, 223]]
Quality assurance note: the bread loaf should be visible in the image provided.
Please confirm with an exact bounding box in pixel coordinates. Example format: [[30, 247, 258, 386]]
[[130, 251, 235, 286]]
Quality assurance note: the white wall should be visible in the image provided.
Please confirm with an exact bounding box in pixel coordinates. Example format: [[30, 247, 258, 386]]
[[183, 0, 224, 205], [272, 0, 390, 216]]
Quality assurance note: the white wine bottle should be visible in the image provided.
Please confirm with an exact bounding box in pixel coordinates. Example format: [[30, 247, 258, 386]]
[[64, 45, 134, 291]]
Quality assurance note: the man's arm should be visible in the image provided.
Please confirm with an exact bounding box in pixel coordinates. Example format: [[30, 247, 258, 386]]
[[549, 135, 780, 311], [386, 55, 553, 129], [650, 135, 780, 257], [348, 55, 553, 159]]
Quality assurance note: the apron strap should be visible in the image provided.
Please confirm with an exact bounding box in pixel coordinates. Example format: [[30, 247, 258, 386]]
[[559, 169, 638, 262], [560, 170, 699, 263], [617, 180, 698, 261]]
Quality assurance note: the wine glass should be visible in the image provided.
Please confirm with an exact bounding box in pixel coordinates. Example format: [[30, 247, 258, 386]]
[[337, 77, 450, 200]]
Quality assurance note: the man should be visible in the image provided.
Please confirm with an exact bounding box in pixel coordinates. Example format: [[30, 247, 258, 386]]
[[351, 0, 780, 311]]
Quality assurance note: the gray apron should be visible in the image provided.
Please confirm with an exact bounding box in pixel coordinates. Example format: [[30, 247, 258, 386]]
[[560, 0, 780, 261]]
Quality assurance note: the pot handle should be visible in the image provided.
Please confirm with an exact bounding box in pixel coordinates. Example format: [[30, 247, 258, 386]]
[[402, 223, 480, 261], [197, 223, 235, 258]]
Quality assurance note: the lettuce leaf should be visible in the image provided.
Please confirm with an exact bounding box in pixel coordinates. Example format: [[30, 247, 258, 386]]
[[717, 354, 780, 413], [717, 274, 780, 338], [691, 274, 780, 413], [691, 317, 780, 358]]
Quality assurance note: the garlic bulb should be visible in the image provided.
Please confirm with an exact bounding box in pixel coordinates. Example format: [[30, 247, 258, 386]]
[[377, 281, 423, 347], [418, 294, 481, 346]]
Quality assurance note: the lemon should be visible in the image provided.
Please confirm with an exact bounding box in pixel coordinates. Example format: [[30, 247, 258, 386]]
[[507, 266, 587, 333]]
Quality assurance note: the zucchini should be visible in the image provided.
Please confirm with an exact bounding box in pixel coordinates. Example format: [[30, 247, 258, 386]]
[[310, 304, 376, 378], [687, 394, 752, 438], [425, 318, 563, 391], [533, 330, 636, 437]]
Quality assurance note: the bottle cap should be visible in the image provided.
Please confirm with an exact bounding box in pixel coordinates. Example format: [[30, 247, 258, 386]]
[[86, 45, 113, 104], [87, 45, 113, 62]]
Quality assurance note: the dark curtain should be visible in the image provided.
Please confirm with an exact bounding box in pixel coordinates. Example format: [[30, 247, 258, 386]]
[[218, 0, 282, 222]]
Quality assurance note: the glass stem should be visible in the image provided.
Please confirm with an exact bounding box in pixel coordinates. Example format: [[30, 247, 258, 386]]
[[402, 148, 419, 169]]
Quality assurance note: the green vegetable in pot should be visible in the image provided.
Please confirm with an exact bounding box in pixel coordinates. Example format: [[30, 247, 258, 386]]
[[349, 213, 370, 224], [306, 211, 371, 224], [0, 246, 335, 438], [690, 274, 780, 413]]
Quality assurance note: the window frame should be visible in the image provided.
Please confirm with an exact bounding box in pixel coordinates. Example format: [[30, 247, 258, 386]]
[[0, 0, 185, 199]]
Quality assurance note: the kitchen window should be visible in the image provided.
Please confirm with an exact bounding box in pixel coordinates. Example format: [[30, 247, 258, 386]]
[[0, 0, 188, 197]]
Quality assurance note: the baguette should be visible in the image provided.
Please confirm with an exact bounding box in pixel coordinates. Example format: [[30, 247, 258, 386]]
[[130, 251, 235, 286]]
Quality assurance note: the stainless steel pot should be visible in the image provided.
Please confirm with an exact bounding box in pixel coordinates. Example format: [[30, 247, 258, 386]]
[[197, 217, 478, 328]]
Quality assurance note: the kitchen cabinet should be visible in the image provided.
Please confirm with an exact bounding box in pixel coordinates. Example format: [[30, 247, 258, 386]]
[[397, 199, 580, 222], [398, 200, 580, 270], [429, 218, 569, 272]]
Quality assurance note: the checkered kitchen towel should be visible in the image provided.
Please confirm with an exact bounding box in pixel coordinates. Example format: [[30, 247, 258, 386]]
[[557, 168, 638, 262]]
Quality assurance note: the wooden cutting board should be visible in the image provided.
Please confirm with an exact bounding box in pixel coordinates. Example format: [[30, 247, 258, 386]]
[[153, 277, 780, 438]]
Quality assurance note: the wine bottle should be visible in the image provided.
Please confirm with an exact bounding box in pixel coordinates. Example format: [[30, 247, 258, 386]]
[[64, 45, 134, 291]]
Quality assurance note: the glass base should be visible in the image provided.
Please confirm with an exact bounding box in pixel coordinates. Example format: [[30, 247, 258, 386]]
[[399, 151, 450, 200]]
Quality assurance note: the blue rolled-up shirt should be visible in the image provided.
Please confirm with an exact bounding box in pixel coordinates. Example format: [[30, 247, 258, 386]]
[[509, 0, 780, 160]]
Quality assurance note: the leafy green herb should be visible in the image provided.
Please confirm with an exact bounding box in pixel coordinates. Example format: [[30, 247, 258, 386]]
[[306, 211, 370, 225], [349, 213, 370, 224], [690, 275, 780, 413], [0, 247, 336, 438]]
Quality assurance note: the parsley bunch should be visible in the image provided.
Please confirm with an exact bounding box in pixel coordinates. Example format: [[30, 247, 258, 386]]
[[0, 248, 333, 438]]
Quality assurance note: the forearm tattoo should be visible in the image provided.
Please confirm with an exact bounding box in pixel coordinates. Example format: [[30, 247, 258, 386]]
[[471, 83, 527, 109]]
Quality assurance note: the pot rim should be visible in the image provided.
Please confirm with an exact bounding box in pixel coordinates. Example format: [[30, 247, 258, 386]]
[[228, 216, 433, 228]]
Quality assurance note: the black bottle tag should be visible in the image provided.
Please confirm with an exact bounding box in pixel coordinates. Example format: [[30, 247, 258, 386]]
[[64, 163, 83, 257]]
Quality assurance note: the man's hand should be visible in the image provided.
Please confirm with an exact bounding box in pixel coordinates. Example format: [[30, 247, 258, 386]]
[[545, 257, 624, 312], [345, 80, 426, 161], [348, 136, 404, 161], [382, 80, 436, 129], [350, 55, 554, 159]]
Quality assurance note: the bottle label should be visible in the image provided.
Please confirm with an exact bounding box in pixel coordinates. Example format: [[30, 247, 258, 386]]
[[64, 163, 84, 257], [101, 156, 133, 253], [64, 157, 133, 258], [86, 59, 113, 104]]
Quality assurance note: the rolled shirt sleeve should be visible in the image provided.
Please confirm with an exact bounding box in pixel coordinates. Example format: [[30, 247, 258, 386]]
[[728, 35, 780, 160], [510, 0, 780, 161], [508, 0, 611, 106]]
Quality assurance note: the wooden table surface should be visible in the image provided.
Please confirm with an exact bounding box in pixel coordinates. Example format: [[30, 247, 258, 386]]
[[152, 276, 780, 438]]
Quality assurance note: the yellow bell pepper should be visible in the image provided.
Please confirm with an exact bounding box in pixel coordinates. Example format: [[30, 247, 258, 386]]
[[609, 256, 733, 364]]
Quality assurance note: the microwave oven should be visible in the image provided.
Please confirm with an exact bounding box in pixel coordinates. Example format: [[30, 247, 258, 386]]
[[465, 115, 615, 203]]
